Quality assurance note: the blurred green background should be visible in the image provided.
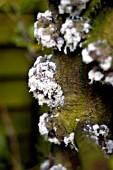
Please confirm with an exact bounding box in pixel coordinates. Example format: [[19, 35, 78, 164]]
[[0, 0, 51, 169]]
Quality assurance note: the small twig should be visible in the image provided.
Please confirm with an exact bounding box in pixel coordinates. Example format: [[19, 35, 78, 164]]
[[0, 102, 22, 170]]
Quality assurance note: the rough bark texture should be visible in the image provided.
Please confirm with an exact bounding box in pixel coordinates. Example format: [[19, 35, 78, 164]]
[[45, 0, 113, 169]]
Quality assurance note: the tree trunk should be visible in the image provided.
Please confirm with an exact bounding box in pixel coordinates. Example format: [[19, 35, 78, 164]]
[[37, 0, 113, 169]]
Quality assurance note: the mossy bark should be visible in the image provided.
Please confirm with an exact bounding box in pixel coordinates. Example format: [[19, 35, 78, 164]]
[[51, 52, 112, 170], [46, 0, 113, 169]]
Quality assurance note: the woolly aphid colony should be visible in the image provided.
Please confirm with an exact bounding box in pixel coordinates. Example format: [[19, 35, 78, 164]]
[[28, 0, 113, 169], [84, 121, 113, 155], [29, 0, 92, 149], [34, 9, 91, 54], [82, 40, 113, 85]]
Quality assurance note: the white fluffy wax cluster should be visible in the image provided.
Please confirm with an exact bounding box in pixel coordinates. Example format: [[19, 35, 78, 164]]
[[38, 112, 78, 150], [84, 123, 109, 140], [60, 18, 91, 54], [58, 0, 90, 16], [106, 140, 113, 154], [38, 112, 61, 145], [34, 6, 91, 54], [28, 54, 64, 108], [50, 164, 67, 170], [63, 132, 78, 151], [64, 132, 75, 147], [40, 161, 67, 170], [82, 40, 113, 85], [34, 10, 64, 50], [104, 73, 113, 86], [58, 0, 91, 54], [84, 121, 113, 155], [61, 18, 80, 54]]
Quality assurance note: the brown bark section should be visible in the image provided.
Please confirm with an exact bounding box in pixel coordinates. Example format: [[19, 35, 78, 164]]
[[46, 0, 113, 169], [52, 52, 111, 135], [49, 49, 112, 170]]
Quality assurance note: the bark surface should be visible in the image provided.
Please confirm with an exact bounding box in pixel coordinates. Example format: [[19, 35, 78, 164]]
[[45, 0, 113, 169]]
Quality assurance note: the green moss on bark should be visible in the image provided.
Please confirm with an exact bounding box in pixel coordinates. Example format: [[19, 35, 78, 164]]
[[50, 52, 111, 138]]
